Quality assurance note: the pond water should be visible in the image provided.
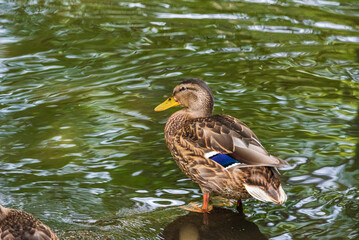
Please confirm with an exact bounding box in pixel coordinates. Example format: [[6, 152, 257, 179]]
[[0, 0, 358, 239]]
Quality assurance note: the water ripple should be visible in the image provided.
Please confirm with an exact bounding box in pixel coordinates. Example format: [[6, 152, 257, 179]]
[[131, 197, 185, 209], [0, 0, 358, 239], [156, 12, 251, 20]]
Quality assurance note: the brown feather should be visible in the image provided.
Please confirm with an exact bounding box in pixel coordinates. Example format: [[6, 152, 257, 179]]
[[184, 115, 287, 167], [0, 205, 58, 240]]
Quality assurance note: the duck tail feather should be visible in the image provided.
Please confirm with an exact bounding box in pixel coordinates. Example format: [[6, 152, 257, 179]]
[[244, 184, 287, 204]]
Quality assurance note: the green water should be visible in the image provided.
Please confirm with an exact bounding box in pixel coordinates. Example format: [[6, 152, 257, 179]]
[[0, 0, 358, 239]]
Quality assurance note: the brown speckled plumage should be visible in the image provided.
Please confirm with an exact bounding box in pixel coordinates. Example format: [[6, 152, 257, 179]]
[[155, 79, 287, 211], [0, 205, 58, 240]]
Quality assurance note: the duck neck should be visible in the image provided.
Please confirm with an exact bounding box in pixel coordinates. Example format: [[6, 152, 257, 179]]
[[165, 109, 190, 140], [186, 104, 213, 118], [164, 106, 212, 142]]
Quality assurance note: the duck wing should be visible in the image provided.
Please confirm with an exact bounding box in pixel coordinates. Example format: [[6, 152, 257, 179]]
[[181, 114, 287, 168]]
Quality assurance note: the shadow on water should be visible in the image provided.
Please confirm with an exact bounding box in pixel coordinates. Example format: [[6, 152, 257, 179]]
[[57, 205, 267, 240], [161, 207, 267, 240]]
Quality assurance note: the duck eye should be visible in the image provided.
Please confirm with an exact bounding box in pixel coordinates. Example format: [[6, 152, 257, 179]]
[[179, 86, 187, 92]]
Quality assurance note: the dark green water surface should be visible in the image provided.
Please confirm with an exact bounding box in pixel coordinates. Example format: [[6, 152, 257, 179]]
[[0, 0, 358, 239]]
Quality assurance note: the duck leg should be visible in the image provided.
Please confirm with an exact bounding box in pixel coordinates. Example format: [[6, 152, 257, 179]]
[[180, 192, 213, 213], [202, 192, 211, 212]]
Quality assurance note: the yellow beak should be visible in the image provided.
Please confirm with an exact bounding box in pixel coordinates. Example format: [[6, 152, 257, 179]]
[[154, 96, 180, 111]]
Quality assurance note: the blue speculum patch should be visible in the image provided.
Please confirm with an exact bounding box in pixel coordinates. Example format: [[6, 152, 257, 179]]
[[210, 153, 239, 167]]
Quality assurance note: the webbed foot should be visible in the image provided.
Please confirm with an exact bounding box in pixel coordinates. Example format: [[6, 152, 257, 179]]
[[180, 202, 213, 213]]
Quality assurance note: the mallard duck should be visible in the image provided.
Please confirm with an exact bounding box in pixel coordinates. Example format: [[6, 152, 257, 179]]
[[155, 79, 287, 213], [0, 205, 58, 240]]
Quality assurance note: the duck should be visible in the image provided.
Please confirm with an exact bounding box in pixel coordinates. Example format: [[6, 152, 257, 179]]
[[155, 79, 287, 213], [0, 204, 58, 240]]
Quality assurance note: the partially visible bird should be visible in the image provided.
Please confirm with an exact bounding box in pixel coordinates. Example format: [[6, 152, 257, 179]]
[[155, 79, 287, 213], [0, 205, 58, 240]]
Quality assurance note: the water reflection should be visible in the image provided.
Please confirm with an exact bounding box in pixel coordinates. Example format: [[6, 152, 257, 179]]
[[161, 207, 267, 240], [1, 0, 359, 239]]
